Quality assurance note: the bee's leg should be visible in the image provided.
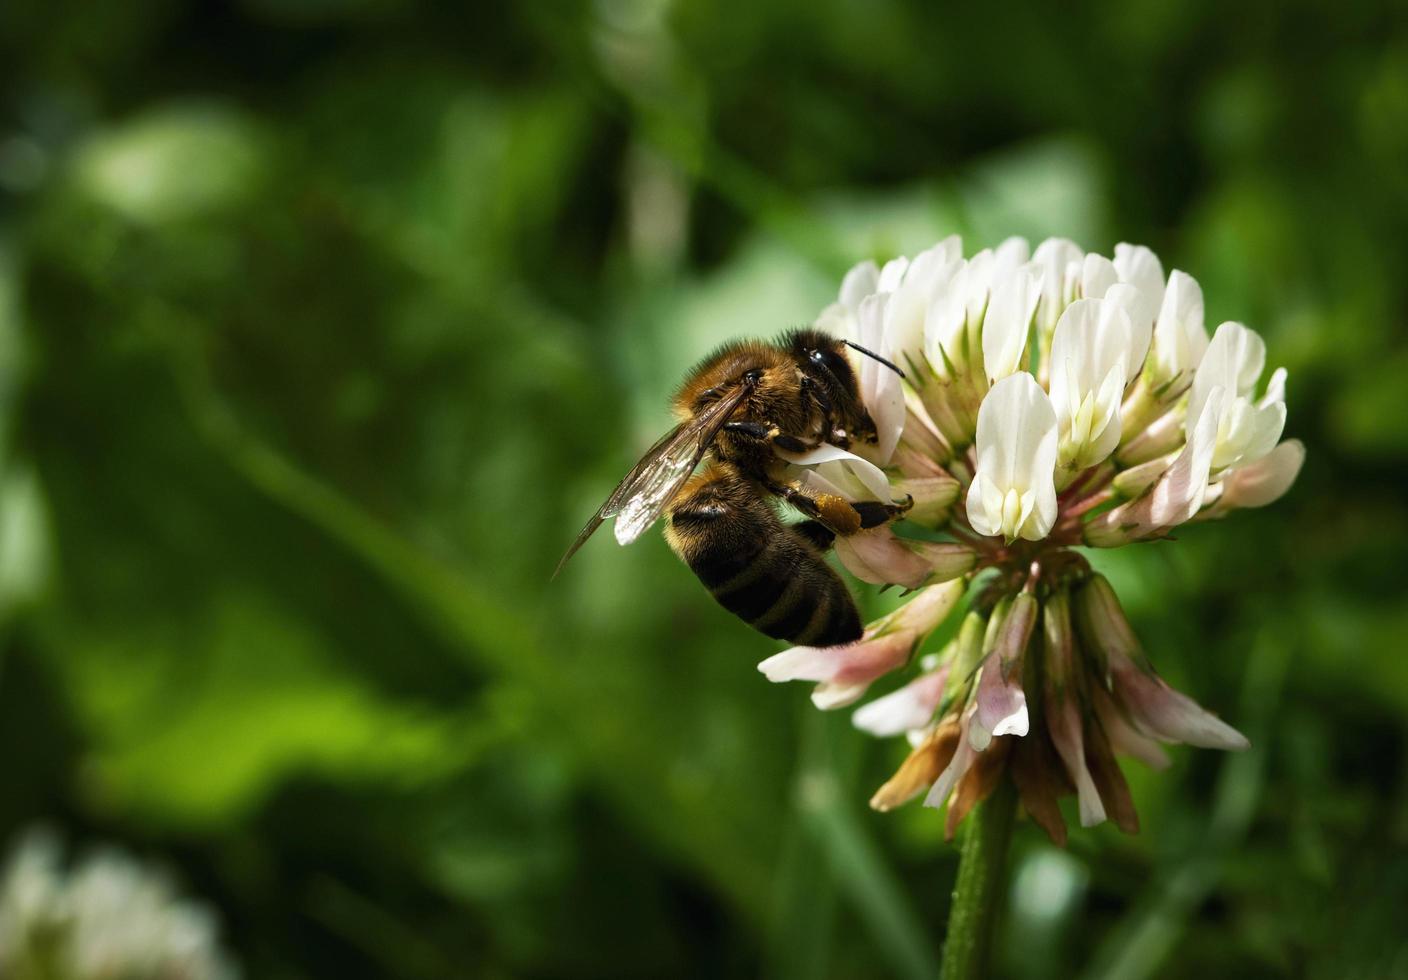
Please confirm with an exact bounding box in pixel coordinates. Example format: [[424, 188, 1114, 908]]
[[724, 421, 820, 454], [792, 519, 836, 552], [851, 497, 915, 528], [768, 481, 862, 536], [769, 481, 913, 535]]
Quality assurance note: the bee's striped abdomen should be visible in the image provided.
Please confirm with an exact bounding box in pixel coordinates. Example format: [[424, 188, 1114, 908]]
[[666, 466, 862, 647]]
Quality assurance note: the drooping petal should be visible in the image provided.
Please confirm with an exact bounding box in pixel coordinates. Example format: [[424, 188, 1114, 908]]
[[1073, 575, 1248, 751], [969, 593, 1036, 749], [1088, 386, 1221, 546], [966, 373, 1059, 541], [924, 705, 981, 809], [759, 630, 915, 710], [1083, 717, 1140, 834], [853, 667, 950, 737], [1008, 730, 1072, 845], [870, 718, 961, 811], [945, 737, 1011, 839], [1042, 590, 1106, 826], [1090, 685, 1170, 769], [874, 577, 969, 636], [1109, 655, 1250, 750], [1209, 439, 1306, 512], [981, 262, 1044, 383], [835, 527, 932, 588]]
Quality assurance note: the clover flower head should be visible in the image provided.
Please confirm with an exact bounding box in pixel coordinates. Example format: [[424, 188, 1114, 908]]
[[0, 828, 238, 980], [759, 236, 1302, 842]]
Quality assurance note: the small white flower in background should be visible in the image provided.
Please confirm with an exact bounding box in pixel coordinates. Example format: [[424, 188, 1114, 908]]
[[0, 828, 237, 980], [760, 235, 1301, 844]]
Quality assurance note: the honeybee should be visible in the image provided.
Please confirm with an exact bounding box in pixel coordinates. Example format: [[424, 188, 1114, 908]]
[[556, 328, 911, 647]]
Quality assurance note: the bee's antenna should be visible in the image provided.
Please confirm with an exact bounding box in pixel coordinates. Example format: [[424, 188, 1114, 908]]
[[843, 340, 906, 380]]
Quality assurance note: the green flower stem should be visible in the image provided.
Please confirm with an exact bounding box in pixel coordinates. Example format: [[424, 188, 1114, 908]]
[[940, 776, 1018, 980]]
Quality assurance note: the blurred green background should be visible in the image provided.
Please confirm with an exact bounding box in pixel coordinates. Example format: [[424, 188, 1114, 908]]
[[1, 0, 1406, 977]]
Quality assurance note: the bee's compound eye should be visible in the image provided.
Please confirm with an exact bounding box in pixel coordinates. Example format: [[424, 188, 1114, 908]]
[[743, 369, 764, 385]]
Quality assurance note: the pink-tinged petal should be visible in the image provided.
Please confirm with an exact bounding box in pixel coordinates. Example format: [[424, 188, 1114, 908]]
[[877, 577, 968, 635], [1213, 439, 1305, 512], [852, 667, 950, 737], [970, 594, 1037, 748], [970, 661, 1028, 750], [835, 527, 932, 588], [1089, 387, 1221, 546], [1041, 590, 1106, 825], [893, 476, 959, 526], [1109, 654, 1249, 750], [924, 706, 980, 809], [1146, 386, 1220, 526], [760, 631, 916, 710], [909, 541, 977, 582], [1090, 686, 1170, 769], [1048, 692, 1105, 827]]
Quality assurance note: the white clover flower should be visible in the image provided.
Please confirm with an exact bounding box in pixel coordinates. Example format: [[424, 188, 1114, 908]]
[[966, 373, 1058, 542], [761, 235, 1301, 843], [0, 829, 237, 980]]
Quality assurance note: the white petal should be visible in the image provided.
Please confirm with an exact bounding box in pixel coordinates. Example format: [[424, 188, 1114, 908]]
[[1260, 367, 1287, 409], [811, 681, 871, 710], [1148, 386, 1222, 527], [781, 443, 893, 502], [852, 669, 950, 737], [1152, 270, 1207, 381], [920, 260, 969, 368], [839, 259, 880, 309], [982, 262, 1043, 382], [1032, 238, 1084, 331], [855, 293, 905, 462], [1080, 253, 1118, 299], [1103, 283, 1152, 378], [877, 255, 909, 293], [966, 373, 1059, 540], [1112, 243, 1165, 330]]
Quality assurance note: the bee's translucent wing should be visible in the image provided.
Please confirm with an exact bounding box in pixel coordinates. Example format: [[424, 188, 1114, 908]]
[[553, 387, 748, 578]]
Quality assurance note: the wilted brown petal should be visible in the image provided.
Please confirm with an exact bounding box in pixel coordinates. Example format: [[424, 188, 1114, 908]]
[[870, 717, 961, 812]]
